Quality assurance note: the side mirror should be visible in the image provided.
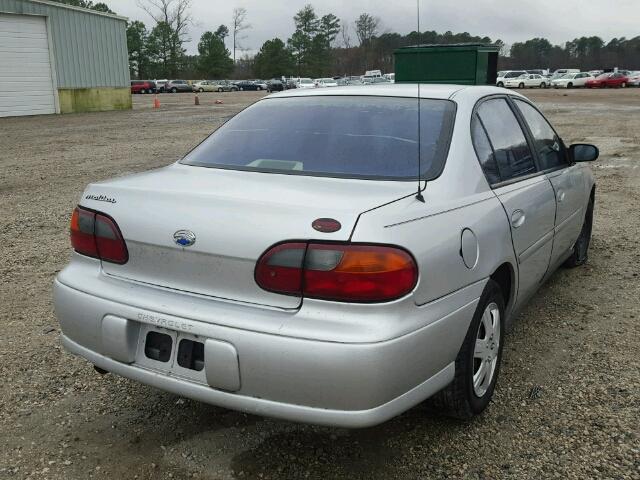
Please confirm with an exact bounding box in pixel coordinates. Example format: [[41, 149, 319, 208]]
[[569, 143, 599, 162]]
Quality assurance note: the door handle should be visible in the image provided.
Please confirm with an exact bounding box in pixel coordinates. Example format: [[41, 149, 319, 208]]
[[511, 209, 526, 228]]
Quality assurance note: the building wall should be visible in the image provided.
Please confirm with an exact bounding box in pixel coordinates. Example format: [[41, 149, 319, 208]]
[[0, 0, 130, 113]]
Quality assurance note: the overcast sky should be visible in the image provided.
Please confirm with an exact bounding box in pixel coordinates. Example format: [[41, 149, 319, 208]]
[[107, 0, 639, 55]]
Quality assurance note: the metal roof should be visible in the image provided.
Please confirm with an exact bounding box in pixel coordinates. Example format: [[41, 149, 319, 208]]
[[18, 0, 127, 20]]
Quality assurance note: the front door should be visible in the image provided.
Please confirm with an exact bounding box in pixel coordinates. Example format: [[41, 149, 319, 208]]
[[512, 99, 586, 268]]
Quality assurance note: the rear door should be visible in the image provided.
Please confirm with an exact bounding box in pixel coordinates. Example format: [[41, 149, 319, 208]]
[[472, 97, 556, 307], [512, 98, 586, 268]]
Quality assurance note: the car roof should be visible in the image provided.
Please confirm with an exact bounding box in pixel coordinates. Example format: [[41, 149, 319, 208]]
[[268, 83, 510, 101]]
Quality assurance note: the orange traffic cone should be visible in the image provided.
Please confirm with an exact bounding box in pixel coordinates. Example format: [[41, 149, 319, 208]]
[[194, 93, 200, 106], [153, 94, 160, 109]]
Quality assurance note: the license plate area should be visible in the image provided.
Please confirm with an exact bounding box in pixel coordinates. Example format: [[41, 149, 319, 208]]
[[135, 325, 208, 385]]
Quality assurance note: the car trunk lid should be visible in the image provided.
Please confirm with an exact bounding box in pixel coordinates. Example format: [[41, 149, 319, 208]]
[[80, 164, 413, 309]]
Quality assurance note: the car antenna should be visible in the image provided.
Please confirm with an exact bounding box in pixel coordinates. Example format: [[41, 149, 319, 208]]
[[415, 0, 425, 203]]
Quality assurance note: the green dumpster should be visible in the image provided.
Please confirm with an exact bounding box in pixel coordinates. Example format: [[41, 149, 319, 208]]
[[394, 43, 500, 85]]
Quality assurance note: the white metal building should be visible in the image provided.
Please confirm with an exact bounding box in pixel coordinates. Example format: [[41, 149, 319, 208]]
[[0, 0, 130, 117]]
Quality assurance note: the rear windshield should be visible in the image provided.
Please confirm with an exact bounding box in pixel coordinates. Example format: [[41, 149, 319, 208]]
[[182, 96, 456, 180]]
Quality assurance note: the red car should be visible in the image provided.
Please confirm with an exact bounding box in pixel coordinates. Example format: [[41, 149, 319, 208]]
[[585, 72, 629, 88], [130, 80, 157, 94]]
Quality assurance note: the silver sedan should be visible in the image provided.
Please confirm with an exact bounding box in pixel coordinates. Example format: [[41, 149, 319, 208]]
[[54, 84, 598, 428]]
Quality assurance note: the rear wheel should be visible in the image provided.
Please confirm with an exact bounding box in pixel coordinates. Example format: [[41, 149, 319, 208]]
[[218, 87, 223, 92], [256, 86, 262, 91], [199, 88, 204, 93], [540, 82, 546, 88], [621, 82, 627, 88], [171, 87, 177, 93], [564, 197, 594, 267], [497, 81, 504, 87], [567, 82, 573, 88], [519, 82, 525, 89], [428, 280, 505, 419]]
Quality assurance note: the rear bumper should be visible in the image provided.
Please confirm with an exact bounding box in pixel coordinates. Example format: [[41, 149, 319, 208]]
[[54, 266, 482, 427], [61, 333, 453, 428]]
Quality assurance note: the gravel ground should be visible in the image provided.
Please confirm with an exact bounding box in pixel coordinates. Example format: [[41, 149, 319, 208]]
[[1, 89, 639, 480]]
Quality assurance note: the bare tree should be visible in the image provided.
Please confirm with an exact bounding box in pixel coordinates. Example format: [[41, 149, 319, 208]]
[[340, 20, 351, 49], [354, 13, 379, 46], [137, 0, 192, 75], [232, 7, 251, 64], [138, 0, 192, 40]]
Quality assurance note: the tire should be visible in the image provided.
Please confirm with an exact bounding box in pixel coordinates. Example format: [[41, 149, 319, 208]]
[[428, 280, 505, 419], [218, 88, 223, 92], [497, 82, 504, 88], [240, 87, 244, 91], [564, 196, 594, 268], [519, 82, 525, 89], [199, 88, 204, 93], [540, 82, 546, 89], [567, 82, 573, 89], [621, 82, 627, 88], [256, 86, 262, 91]]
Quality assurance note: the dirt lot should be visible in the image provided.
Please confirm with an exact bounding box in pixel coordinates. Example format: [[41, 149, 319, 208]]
[[1, 89, 639, 480]]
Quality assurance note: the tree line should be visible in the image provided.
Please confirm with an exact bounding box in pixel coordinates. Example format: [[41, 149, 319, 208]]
[[51, 0, 640, 80]]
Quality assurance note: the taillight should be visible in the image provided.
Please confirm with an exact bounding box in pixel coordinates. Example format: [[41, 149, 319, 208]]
[[254, 242, 306, 295], [255, 242, 417, 303], [70, 206, 128, 264]]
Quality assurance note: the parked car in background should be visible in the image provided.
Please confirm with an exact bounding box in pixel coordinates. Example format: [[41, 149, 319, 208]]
[[155, 79, 168, 92], [315, 78, 339, 87], [585, 72, 630, 88], [503, 74, 548, 89], [296, 78, 315, 89], [165, 80, 192, 93], [216, 81, 239, 92], [364, 77, 392, 85], [551, 72, 593, 88], [550, 69, 580, 81], [628, 72, 640, 86], [588, 70, 603, 77], [526, 69, 548, 76], [55, 84, 598, 428], [130, 80, 157, 94], [234, 81, 266, 91], [496, 70, 528, 87], [384, 73, 395, 83], [267, 80, 285, 92], [193, 80, 225, 92]]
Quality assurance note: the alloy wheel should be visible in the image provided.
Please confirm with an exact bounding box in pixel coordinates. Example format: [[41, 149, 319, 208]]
[[473, 302, 501, 397]]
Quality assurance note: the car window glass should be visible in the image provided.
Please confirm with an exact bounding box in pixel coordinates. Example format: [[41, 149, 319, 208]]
[[476, 98, 536, 181], [513, 99, 567, 170], [183, 96, 456, 180], [471, 114, 501, 185]]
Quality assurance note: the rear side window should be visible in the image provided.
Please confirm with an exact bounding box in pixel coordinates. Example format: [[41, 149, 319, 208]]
[[513, 99, 568, 171], [471, 115, 501, 185], [476, 98, 536, 182], [182, 96, 456, 180]]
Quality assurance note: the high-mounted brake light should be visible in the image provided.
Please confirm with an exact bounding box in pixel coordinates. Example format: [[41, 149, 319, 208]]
[[70, 206, 128, 264], [255, 242, 418, 303]]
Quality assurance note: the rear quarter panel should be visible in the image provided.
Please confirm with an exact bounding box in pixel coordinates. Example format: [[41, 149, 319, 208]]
[[353, 87, 518, 319]]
